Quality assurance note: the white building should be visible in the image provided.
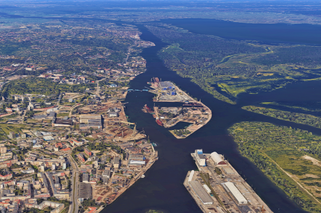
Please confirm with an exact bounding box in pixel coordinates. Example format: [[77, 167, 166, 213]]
[[128, 160, 145, 166], [222, 182, 247, 205], [210, 152, 226, 165], [194, 149, 206, 167]]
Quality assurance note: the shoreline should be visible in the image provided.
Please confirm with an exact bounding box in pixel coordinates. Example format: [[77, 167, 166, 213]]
[[185, 151, 273, 213], [151, 82, 212, 139], [97, 148, 158, 212]]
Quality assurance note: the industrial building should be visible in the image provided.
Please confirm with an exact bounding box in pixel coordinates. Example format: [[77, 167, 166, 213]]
[[159, 81, 177, 96], [78, 183, 92, 203], [128, 154, 144, 161], [128, 160, 145, 166], [113, 156, 120, 169], [159, 81, 175, 90], [185, 150, 273, 213], [188, 170, 194, 182], [222, 182, 248, 205], [79, 114, 102, 129], [195, 149, 206, 167], [189, 181, 213, 205], [52, 117, 73, 127], [210, 152, 226, 165]]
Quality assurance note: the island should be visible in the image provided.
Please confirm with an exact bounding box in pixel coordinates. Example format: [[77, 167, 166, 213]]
[[185, 149, 272, 213], [143, 78, 212, 139]]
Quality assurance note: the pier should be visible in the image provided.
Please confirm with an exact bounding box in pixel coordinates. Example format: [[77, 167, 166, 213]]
[[184, 149, 273, 213]]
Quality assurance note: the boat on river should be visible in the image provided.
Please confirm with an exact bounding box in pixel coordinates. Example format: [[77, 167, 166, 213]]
[[183, 102, 203, 107], [142, 104, 154, 114], [156, 119, 163, 126]]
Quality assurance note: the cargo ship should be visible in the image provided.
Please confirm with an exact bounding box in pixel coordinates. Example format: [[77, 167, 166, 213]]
[[142, 104, 154, 114], [183, 102, 203, 107], [156, 119, 163, 126]]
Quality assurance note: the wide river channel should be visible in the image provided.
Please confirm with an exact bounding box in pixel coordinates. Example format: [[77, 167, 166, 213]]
[[101, 25, 321, 213]]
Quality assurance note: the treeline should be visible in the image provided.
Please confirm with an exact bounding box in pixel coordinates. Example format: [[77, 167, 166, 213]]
[[242, 105, 321, 129], [1, 77, 95, 98], [229, 121, 321, 212], [252, 46, 321, 66]]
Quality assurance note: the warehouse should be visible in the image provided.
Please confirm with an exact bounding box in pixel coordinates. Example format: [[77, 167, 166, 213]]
[[79, 114, 102, 129], [188, 170, 194, 182], [210, 152, 226, 165], [128, 154, 144, 161], [195, 149, 206, 167], [52, 118, 73, 127], [222, 182, 247, 205], [79, 114, 101, 123], [128, 160, 146, 166], [78, 183, 92, 203], [159, 81, 174, 90], [189, 181, 213, 205]]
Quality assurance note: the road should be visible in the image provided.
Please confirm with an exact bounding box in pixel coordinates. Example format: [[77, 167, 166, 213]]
[[69, 103, 82, 117], [95, 77, 106, 97], [67, 153, 80, 213], [263, 153, 321, 205]]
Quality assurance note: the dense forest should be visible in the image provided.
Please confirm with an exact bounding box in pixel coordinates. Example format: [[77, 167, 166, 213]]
[[242, 105, 321, 129], [229, 122, 321, 212], [252, 46, 321, 66], [148, 23, 321, 104]]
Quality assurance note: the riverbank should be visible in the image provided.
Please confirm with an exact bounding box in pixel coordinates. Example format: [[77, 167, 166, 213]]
[[103, 24, 310, 213], [229, 121, 321, 212], [98, 149, 158, 212]]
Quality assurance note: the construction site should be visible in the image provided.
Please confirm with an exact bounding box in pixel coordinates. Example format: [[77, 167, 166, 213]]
[[76, 101, 146, 142], [184, 149, 273, 213]]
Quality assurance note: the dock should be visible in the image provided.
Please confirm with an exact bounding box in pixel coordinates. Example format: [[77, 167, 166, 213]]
[[147, 79, 212, 139], [184, 149, 273, 213]]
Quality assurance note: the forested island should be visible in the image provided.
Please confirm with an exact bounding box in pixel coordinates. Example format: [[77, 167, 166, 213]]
[[242, 105, 321, 129], [146, 23, 321, 104], [229, 122, 321, 212]]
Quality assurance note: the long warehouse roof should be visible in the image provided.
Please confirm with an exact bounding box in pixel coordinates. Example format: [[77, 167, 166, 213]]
[[222, 182, 247, 205], [189, 181, 213, 205]]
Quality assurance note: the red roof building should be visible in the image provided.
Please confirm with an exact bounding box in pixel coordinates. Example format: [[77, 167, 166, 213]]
[[84, 148, 92, 157], [77, 154, 85, 163]]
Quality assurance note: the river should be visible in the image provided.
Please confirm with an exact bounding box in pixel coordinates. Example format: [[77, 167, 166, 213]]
[[100, 25, 321, 213]]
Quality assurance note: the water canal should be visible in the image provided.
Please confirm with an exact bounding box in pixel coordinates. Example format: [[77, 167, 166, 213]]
[[101, 25, 321, 213]]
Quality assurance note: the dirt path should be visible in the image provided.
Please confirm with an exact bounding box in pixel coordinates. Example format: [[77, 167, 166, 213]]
[[263, 153, 321, 205]]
